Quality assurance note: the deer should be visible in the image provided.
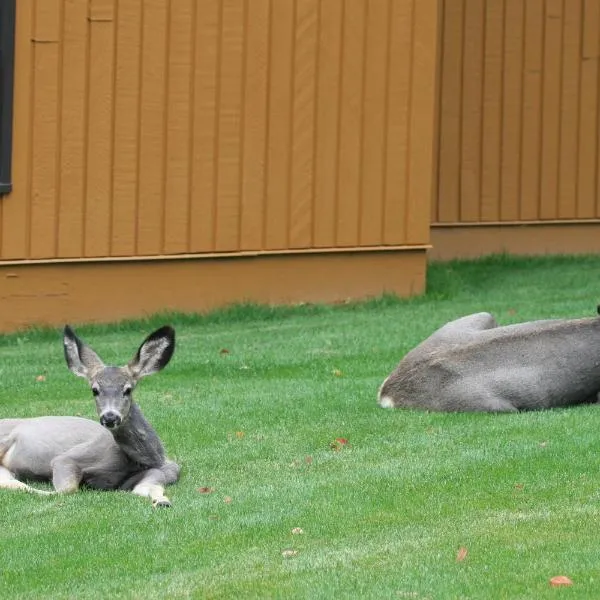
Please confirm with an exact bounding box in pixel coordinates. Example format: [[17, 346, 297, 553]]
[[0, 325, 180, 507], [378, 309, 600, 412]]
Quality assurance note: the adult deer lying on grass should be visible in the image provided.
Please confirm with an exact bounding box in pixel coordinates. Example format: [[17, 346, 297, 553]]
[[378, 310, 600, 412], [0, 326, 180, 507]]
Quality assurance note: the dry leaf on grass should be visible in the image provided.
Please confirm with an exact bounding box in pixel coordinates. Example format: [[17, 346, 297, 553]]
[[291, 527, 304, 535], [235, 431, 245, 439], [332, 369, 343, 377], [223, 496, 232, 504], [456, 547, 468, 562], [305, 456, 313, 464], [549, 576, 573, 587], [330, 438, 349, 451], [35, 375, 46, 382], [219, 348, 230, 355], [197, 487, 215, 494], [281, 549, 298, 558]]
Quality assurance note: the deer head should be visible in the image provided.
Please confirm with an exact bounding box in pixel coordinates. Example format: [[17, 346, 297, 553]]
[[63, 325, 175, 431]]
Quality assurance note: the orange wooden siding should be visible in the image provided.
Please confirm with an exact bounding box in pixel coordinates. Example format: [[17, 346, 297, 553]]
[[4, 0, 437, 262], [434, 0, 600, 225]]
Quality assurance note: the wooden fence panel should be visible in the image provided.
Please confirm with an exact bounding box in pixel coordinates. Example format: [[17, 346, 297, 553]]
[[189, 0, 219, 253], [111, 0, 142, 257], [85, 0, 115, 257], [30, 0, 61, 259], [5, 0, 436, 261], [137, 0, 168, 256], [58, 0, 87, 258], [436, 0, 600, 225], [383, 0, 413, 244]]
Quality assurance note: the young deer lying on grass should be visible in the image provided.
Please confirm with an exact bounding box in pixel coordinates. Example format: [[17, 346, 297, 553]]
[[378, 309, 600, 412], [0, 326, 180, 507]]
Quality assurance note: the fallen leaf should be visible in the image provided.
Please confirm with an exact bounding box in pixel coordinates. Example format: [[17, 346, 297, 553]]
[[332, 369, 343, 377], [281, 548, 298, 558], [223, 496, 232, 504], [456, 547, 468, 562], [330, 438, 350, 451], [219, 348, 230, 355], [549, 576, 573, 587], [235, 431, 245, 439], [539, 441, 548, 448], [208, 514, 220, 521], [291, 527, 304, 535], [35, 375, 46, 382], [305, 456, 313, 465], [197, 487, 215, 494], [514, 483, 524, 491]]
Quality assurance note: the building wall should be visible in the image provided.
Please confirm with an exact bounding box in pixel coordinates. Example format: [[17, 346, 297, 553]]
[[432, 0, 600, 259], [6, 0, 436, 261], [0, 0, 438, 330]]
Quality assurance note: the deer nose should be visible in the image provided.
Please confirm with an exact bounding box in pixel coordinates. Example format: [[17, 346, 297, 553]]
[[100, 412, 122, 429]]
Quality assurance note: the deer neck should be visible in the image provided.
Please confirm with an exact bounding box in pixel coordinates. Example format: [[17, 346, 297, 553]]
[[112, 402, 166, 468]]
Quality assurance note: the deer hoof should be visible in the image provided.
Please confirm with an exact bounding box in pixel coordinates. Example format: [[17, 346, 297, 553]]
[[153, 498, 172, 508]]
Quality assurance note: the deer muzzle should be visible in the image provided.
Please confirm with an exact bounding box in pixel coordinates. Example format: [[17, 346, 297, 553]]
[[100, 411, 122, 430]]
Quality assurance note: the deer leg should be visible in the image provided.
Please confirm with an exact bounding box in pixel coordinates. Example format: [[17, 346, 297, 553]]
[[50, 455, 83, 494], [131, 469, 171, 507], [0, 466, 55, 496], [120, 460, 180, 507]]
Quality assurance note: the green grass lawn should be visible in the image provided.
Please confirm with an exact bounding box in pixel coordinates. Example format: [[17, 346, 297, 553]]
[[1, 253, 600, 599]]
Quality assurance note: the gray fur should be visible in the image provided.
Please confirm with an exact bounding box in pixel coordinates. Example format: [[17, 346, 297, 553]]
[[378, 312, 600, 412], [0, 326, 180, 506]]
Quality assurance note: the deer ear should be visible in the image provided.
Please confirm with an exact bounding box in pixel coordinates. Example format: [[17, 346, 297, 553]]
[[63, 325, 105, 379], [128, 326, 175, 381]]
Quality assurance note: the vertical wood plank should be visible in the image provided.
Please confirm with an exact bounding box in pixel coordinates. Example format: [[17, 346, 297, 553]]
[[84, 3, 115, 257], [405, 0, 437, 243], [539, 0, 562, 220], [289, 0, 317, 248], [2, 0, 34, 259], [481, 0, 503, 222], [383, 0, 412, 244], [137, 0, 168, 255], [578, 0, 599, 218], [557, 0, 581, 219], [163, 0, 194, 254], [313, 0, 342, 248], [436, 0, 463, 224], [264, 0, 294, 249], [111, 0, 141, 256], [460, 0, 484, 222], [500, 0, 524, 221], [359, 0, 389, 245], [240, 0, 269, 250], [57, 0, 86, 258], [520, 0, 544, 220], [30, 0, 61, 258], [189, 0, 219, 252], [336, 0, 365, 247], [33, 0, 60, 41], [214, 0, 244, 252]]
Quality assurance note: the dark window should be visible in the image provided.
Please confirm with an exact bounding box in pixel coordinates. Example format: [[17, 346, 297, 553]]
[[0, 0, 16, 195]]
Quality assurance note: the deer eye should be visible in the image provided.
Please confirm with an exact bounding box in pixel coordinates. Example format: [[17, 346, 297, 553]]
[[123, 386, 132, 397], [91, 385, 100, 397]]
